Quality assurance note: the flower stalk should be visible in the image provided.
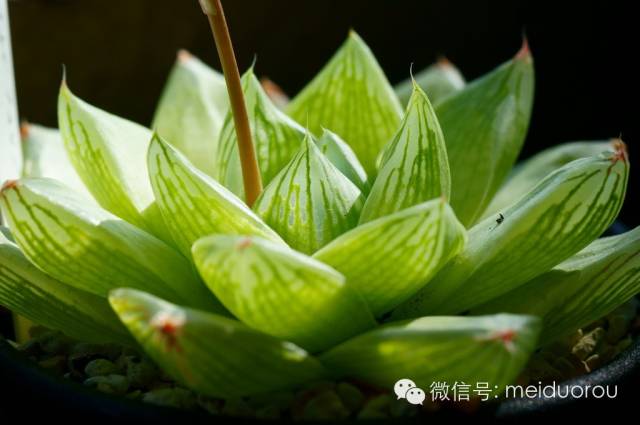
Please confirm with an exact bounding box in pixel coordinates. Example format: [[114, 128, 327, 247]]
[[198, 0, 262, 206]]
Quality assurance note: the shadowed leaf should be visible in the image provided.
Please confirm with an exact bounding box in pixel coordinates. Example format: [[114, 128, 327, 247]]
[[253, 135, 363, 254], [192, 235, 376, 353], [316, 129, 369, 192], [314, 199, 466, 317], [147, 134, 282, 257], [320, 314, 540, 394], [109, 288, 327, 398], [393, 147, 629, 318], [152, 50, 229, 177]]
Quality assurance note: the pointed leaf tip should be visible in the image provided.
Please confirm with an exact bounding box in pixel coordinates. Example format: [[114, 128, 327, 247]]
[[515, 37, 531, 61], [19, 121, 30, 141], [0, 180, 18, 195], [177, 49, 193, 63], [611, 138, 628, 164]]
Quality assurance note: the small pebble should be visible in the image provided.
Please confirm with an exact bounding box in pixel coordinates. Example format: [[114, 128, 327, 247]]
[[142, 387, 197, 410], [84, 374, 130, 395], [84, 359, 119, 377]]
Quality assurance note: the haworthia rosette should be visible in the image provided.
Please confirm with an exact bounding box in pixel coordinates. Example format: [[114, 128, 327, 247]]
[[253, 135, 364, 254], [109, 288, 327, 397], [0, 226, 132, 345], [216, 68, 306, 199], [58, 83, 169, 241], [192, 235, 376, 353], [147, 134, 282, 257], [320, 314, 541, 394], [394, 58, 466, 107], [152, 50, 229, 177], [20, 123, 92, 199], [314, 199, 467, 317], [0, 178, 223, 312], [316, 129, 369, 193], [287, 31, 403, 176], [483, 140, 614, 219], [392, 146, 629, 318], [472, 226, 640, 343], [436, 44, 534, 226], [360, 82, 451, 223]]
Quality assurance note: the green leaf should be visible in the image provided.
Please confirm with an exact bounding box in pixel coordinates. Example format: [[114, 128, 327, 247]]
[[395, 58, 466, 106], [216, 68, 306, 199], [152, 50, 229, 177], [253, 135, 364, 254], [0, 226, 132, 345], [482, 140, 614, 219], [20, 123, 92, 199], [316, 129, 369, 192], [0, 10, 22, 192], [109, 288, 327, 397], [320, 314, 540, 393], [392, 148, 629, 318], [472, 226, 640, 343], [314, 199, 467, 317], [436, 46, 534, 226], [147, 133, 283, 257], [58, 83, 168, 240], [359, 82, 450, 223], [0, 178, 222, 312], [287, 31, 402, 176], [192, 235, 376, 353]]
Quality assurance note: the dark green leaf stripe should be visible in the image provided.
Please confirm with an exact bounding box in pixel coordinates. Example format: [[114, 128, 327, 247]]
[[58, 83, 169, 241], [394, 58, 466, 107], [314, 199, 466, 317], [152, 51, 229, 177], [0, 227, 132, 345], [319, 314, 540, 394], [436, 49, 534, 226], [473, 226, 640, 343], [147, 134, 282, 257], [192, 235, 376, 353], [393, 149, 629, 318], [0, 178, 222, 312], [109, 288, 327, 397], [253, 135, 363, 254], [360, 82, 450, 223], [316, 129, 369, 193], [287, 31, 402, 176], [483, 140, 614, 219], [215, 69, 306, 200]]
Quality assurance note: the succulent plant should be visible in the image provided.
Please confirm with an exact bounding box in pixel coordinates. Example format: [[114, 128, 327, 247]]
[[1, 0, 639, 410]]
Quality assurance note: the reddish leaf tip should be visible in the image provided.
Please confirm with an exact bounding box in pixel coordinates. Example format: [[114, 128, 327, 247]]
[[611, 138, 628, 164], [515, 37, 531, 61], [0, 180, 19, 196], [20, 121, 30, 141], [236, 237, 254, 250], [177, 49, 193, 63]]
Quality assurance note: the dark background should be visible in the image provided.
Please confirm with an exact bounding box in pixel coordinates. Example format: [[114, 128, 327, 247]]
[[6, 0, 638, 223]]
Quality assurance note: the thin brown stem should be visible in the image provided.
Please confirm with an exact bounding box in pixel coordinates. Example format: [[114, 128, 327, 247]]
[[199, 0, 262, 206]]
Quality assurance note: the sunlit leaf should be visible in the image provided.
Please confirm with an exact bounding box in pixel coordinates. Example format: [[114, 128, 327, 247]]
[[436, 44, 534, 226], [360, 82, 450, 223], [109, 288, 327, 397], [395, 58, 466, 106], [0, 178, 222, 312], [20, 122, 92, 199], [152, 50, 228, 177], [192, 235, 376, 353], [0, 226, 132, 345], [483, 140, 614, 218], [472, 226, 640, 343], [58, 83, 168, 240], [314, 199, 466, 317], [320, 314, 540, 394], [392, 147, 629, 318], [287, 31, 402, 176], [316, 129, 369, 192], [253, 135, 363, 254], [147, 134, 282, 257], [216, 68, 306, 199]]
